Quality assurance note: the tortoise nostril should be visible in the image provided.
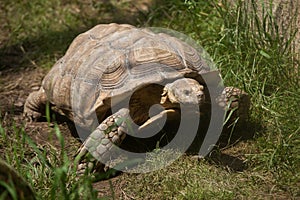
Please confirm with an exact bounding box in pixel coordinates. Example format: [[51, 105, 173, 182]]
[[197, 93, 205, 101]]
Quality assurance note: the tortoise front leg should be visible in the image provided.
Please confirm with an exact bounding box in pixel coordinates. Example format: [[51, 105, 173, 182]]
[[76, 108, 130, 175], [24, 88, 48, 121], [216, 87, 250, 124]]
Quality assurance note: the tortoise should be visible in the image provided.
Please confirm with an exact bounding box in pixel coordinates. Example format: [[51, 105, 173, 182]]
[[24, 23, 250, 173]]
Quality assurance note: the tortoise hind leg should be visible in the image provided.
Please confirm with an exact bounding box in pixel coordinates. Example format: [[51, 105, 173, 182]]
[[24, 88, 48, 121], [75, 108, 130, 176]]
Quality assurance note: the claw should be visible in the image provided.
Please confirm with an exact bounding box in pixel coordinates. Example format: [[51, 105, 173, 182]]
[[23, 110, 41, 122]]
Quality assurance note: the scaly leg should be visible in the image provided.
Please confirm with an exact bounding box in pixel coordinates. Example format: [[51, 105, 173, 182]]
[[216, 87, 250, 125], [75, 108, 130, 175]]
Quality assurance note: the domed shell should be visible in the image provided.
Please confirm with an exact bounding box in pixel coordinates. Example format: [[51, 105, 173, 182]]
[[40, 23, 220, 129]]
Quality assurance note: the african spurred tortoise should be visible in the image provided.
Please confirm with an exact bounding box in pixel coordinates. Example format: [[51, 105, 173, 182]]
[[24, 23, 250, 173]]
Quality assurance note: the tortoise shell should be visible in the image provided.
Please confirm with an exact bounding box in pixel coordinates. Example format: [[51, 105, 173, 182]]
[[40, 23, 220, 130]]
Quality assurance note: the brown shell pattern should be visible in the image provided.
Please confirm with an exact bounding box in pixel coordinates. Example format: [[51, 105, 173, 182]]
[[40, 23, 214, 128]]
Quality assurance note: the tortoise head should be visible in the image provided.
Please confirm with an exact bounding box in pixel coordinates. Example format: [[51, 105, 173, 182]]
[[160, 78, 205, 108]]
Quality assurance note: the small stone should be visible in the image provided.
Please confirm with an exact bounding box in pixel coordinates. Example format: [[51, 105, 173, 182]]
[[14, 101, 24, 107], [31, 86, 40, 91]]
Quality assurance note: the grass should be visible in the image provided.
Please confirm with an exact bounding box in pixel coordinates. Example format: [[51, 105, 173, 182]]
[[0, 121, 100, 199], [0, 0, 299, 199]]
